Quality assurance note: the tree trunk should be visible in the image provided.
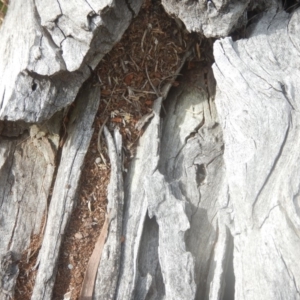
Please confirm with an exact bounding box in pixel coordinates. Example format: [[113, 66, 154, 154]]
[[0, 0, 300, 299]]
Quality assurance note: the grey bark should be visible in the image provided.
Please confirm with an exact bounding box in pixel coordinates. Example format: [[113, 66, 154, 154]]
[[0, 0, 142, 122], [0, 252, 19, 300], [213, 7, 300, 299], [1, 0, 300, 299], [103, 64, 225, 300], [31, 81, 100, 300], [161, 0, 278, 37], [0, 114, 60, 299], [93, 127, 124, 300], [95, 2, 300, 300], [0, 0, 143, 298]]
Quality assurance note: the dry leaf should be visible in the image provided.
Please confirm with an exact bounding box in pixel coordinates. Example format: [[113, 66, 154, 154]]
[[124, 73, 134, 85], [101, 89, 111, 96], [111, 117, 123, 123]]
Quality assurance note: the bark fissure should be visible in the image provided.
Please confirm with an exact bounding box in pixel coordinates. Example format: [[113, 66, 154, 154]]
[[7, 207, 20, 250], [124, 0, 135, 18], [275, 240, 300, 296], [280, 83, 296, 111], [259, 204, 280, 228], [84, 0, 97, 14], [251, 123, 290, 216], [55, 0, 63, 15]]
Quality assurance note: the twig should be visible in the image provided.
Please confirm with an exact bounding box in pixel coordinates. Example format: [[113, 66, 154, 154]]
[[97, 117, 109, 165], [145, 65, 159, 97], [101, 84, 117, 116], [128, 87, 156, 94], [122, 93, 133, 104], [129, 55, 140, 71], [141, 28, 148, 52]]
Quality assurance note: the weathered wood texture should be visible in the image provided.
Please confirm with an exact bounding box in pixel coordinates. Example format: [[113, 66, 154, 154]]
[[0, 116, 60, 299], [213, 7, 300, 299], [158, 65, 225, 300], [0, 1, 143, 298], [1, 0, 300, 299], [93, 127, 123, 300], [0, 251, 20, 300], [0, 0, 143, 122], [0, 72, 99, 300], [93, 4, 300, 300], [162, 0, 277, 37], [31, 81, 100, 300], [96, 65, 225, 299], [0, 119, 59, 255]]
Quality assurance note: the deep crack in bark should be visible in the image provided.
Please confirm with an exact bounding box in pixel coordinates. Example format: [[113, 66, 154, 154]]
[[124, 0, 135, 18]]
